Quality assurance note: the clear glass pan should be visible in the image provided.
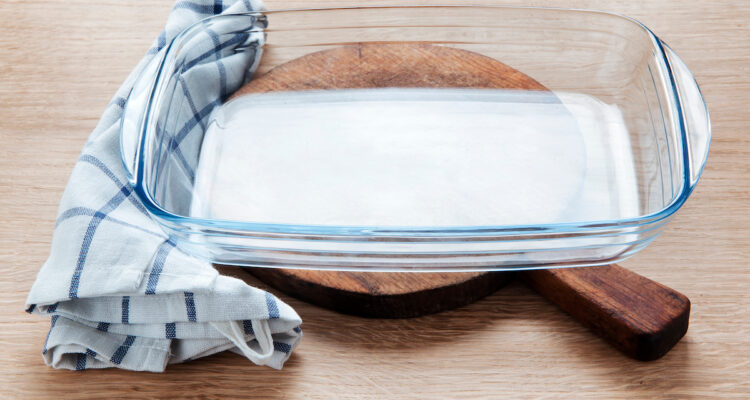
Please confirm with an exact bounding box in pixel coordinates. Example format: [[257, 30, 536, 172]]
[[121, 6, 711, 271]]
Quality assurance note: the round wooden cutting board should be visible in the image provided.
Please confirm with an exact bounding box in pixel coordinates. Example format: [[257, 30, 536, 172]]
[[235, 43, 546, 318], [228, 44, 691, 359]]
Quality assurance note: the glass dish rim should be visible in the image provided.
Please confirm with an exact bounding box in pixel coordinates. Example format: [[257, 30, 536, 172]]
[[124, 5, 700, 237]]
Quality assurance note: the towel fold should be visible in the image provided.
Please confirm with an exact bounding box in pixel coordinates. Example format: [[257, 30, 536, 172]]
[[25, 0, 302, 372]]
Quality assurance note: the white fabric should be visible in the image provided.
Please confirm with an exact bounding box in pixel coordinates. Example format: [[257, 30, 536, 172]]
[[25, 0, 302, 372]]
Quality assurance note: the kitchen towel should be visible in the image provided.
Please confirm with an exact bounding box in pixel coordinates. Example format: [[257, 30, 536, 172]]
[[25, 0, 303, 372]]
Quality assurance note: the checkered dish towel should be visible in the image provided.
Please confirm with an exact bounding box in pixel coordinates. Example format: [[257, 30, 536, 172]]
[[25, 0, 302, 372]]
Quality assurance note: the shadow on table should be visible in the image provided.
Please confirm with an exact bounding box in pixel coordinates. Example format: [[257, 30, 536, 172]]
[[88, 268, 690, 399]]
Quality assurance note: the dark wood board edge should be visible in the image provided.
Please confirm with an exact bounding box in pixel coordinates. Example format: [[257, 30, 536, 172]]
[[250, 269, 514, 319], [520, 265, 690, 361]]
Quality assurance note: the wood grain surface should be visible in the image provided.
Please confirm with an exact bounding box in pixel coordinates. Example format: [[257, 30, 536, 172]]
[[1, 0, 749, 398]]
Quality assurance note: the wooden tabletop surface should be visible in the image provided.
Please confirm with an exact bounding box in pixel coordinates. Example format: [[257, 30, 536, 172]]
[[1, 0, 748, 398]]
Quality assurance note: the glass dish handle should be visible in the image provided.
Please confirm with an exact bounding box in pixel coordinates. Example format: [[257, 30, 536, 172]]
[[662, 41, 711, 189], [120, 52, 164, 185]]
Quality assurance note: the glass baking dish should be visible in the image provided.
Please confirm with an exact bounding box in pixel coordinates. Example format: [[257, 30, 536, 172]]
[[120, 6, 710, 272]]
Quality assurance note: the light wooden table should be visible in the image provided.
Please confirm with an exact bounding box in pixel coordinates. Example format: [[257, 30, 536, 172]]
[[1, 0, 748, 398]]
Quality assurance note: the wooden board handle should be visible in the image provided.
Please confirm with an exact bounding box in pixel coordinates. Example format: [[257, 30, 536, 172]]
[[520, 265, 690, 361]]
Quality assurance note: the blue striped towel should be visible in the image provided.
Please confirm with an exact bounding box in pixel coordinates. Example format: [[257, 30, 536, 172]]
[[25, 0, 302, 372]]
